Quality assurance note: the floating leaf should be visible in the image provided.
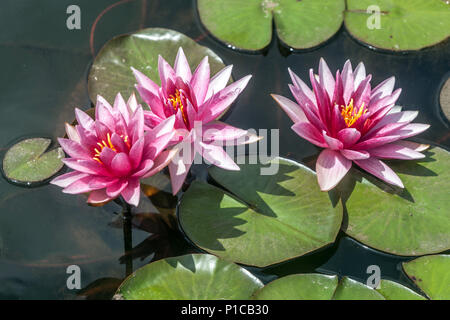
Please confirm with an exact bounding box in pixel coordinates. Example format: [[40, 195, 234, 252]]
[[403, 254, 450, 300], [345, 0, 450, 51], [2, 138, 64, 185], [332, 277, 385, 300], [88, 28, 228, 104], [197, 0, 345, 51], [341, 147, 450, 256], [253, 274, 339, 300], [254, 274, 422, 300], [440, 77, 450, 121], [179, 157, 342, 267], [375, 279, 426, 300], [115, 254, 263, 300]]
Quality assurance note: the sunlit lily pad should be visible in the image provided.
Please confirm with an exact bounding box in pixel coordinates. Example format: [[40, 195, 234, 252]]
[[375, 279, 426, 300], [345, 0, 450, 51], [340, 147, 450, 256], [332, 277, 385, 300], [2, 138, 64, 185], [88, 28, 228, 103], [253, 274, 339, 300], [178, 157, 342, 267], [197, 0, 345, 51], [115, 254, 263, 300], [253, 275, 422, 300], [440, 77, 450, 121], [403, 254, 450, 300]]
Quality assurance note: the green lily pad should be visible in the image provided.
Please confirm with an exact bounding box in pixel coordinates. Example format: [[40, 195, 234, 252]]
[[88, 28, 228, 104], [403, 254, 450, 300], [345, 0, 450, 51], [254, 275, 423, 300], [115, 254, 263, 300], [341, 147, 450, 256], [253, 274, 339, 300], [178, 157, 342, 267], [332, 277, 385, 300], [440, 77, 450, 122], [2, 138, 64, 185], [375, 279, 426, 300], [197, 0, 345, 51]]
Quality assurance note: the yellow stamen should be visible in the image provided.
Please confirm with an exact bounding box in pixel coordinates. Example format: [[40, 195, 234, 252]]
[[92, 132, 130, 164], [167, 89, 188, 125], [341, 99, 367, 127]]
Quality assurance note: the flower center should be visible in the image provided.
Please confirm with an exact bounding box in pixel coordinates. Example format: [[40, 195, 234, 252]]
[[167, 89, 189, 126], [340, 99, 367, 127], [93, 133, 130, 164]]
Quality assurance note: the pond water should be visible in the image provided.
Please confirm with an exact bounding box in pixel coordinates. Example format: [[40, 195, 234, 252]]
[[0, 0, 448, 299]]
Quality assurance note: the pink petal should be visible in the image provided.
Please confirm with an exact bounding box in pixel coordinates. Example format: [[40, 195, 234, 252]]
[[96, 96, 116, 131], [75, 108, 95, 131], [190, 56, 210, 105], [395, 140, 430, 152], [310, 68, 331, 124], [291, 122, 328, 148], [352, 75, 372, 110], [50, 171, 89, 188], [110, 153, 132, 177], [337, 128, 361, 147], [127, 92, 139, 113], [62, 158, 111, 176], [323, 131, 343, 150], [158, 55, 176, 94], [142, 149, 177, 178], [354, 158, 404, 188], [340, 149, 370, 160], [129, 106, 145, 144], [371, 76, 395, 100], [199, 75, 252, 123], [168, 154, 192, 195], [135, 85, 166, 119], [132, 67, 160, 97], [113, 93, 129, 123], [106, 180, 128, 198], [143, 131, 174, 160], [121, 178, 141, 206], [316, 149, 352, 191], [58, 138, 91, 160], [132, 159, 154, 177], [271, 94, 307, 123], [369, 88, 402, 114], [319, 58, 335, 100], [369, 111, 418, 134], [205, 65, 233, 101], [368, 143, 425, 160], [353, 62, 366, 91], [288, 68, 316, 104], [174, 47, 192, 82], [143, 110, 163, 129], [88, 189, 113, 204], [65, 123, 80, 143], [389, 123, 430, 140], [63, 176, 97, 194], [88, 176, 119, 189], [341, 60, 354, 104], [289, 85, 325, 131], [128, 136, 144, 169], [95, 121, 110, 142], [197, 141, 239, 171], [202, 121, 248, 142], [99, 147, 116, 168]]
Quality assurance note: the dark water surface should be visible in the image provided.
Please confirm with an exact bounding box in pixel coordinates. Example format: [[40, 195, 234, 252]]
[[0, 0, 449, 299]]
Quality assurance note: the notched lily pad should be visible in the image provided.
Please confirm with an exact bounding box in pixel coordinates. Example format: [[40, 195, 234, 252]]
[[340, 147, 450, 256], [88, 27, 228, 104], [178, 157, 342, 267], [115, 254, 263, 300], [197, 0, 345, 51], [345, 0, 450, 51], [2, 138, 64, 186], [403, 254, 450, 300], [253, 274, 423, 300]]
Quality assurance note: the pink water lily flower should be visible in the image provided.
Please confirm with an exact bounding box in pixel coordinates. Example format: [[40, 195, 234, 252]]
[[273, 58, 430, 191], [51, 93, 176, 206], [132, 47, 259, 194]]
